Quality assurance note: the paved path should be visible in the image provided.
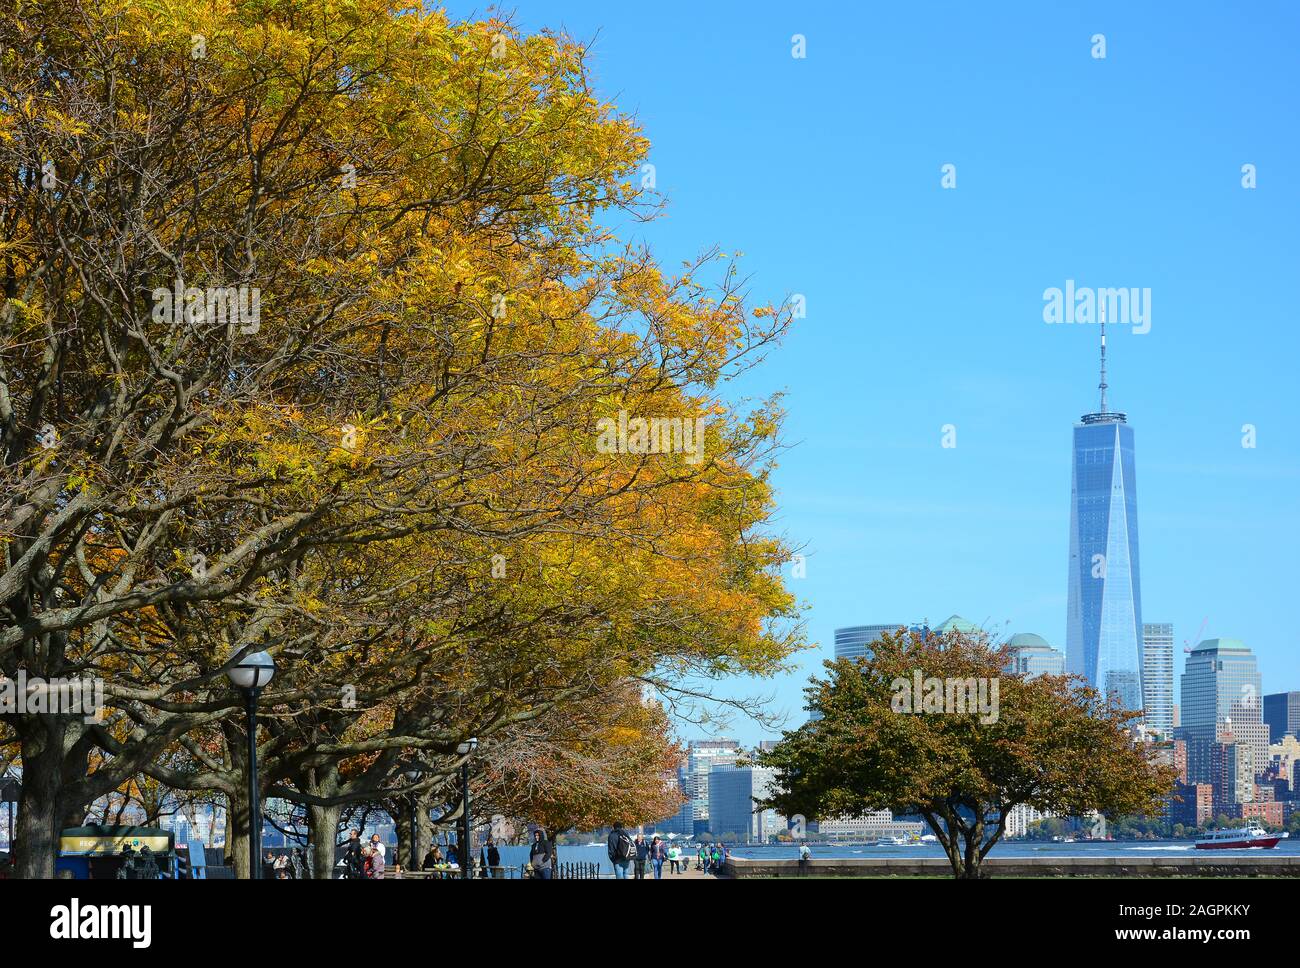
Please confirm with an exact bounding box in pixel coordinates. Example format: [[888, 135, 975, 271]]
[[607, 861, 717, 879]]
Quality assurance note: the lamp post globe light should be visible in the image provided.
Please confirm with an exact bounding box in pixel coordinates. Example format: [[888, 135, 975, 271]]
[[456, 738, 478, 879], [226, 650, 275, 879]]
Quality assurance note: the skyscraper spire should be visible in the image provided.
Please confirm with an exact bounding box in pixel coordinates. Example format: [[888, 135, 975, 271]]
[[1081, 300, 1124, 425], [1099, 301, 1108, 413], [1068, 294, 1142, 714]]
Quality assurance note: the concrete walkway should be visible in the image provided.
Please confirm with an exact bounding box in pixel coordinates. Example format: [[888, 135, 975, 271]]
[[613, 861, 717, 880]]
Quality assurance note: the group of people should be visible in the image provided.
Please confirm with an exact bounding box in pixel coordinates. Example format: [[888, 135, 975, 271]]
[[335, 824, 732, 881], [421, 837, 503, 877], [605, 823, 729, 879], [696, 842, 729, 874], [340, 830, 388, 879], [262, 846, 312, 879], [340, 829, 507, 879]]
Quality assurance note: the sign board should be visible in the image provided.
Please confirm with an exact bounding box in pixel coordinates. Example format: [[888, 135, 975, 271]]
[[58, 828, 173, 856]]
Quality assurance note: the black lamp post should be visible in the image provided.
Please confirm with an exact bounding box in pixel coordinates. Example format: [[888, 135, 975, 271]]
[[456, 738, 478, 879], [226, 650, 275, 880], [405, 769, 422, 871]]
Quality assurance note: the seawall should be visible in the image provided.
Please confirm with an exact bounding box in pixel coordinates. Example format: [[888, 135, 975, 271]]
[[723, 855, 1300, 878]]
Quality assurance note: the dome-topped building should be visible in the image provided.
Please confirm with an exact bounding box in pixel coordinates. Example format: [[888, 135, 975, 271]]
[[932, 614, 982, 635], [1004, 633, 1065, 678]]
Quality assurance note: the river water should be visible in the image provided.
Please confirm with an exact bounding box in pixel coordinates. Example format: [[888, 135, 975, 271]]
[[490, 837, 1300, 872]]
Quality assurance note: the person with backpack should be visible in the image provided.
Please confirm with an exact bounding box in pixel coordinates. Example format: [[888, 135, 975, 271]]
[[607, 823, 634, 879], [633, 833, 649, 879]]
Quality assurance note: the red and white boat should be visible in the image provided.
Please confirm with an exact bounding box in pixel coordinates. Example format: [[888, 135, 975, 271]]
[[1194, 826, 1288, 850]]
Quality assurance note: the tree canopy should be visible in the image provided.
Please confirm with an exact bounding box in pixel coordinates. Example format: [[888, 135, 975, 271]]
[[0, 0, 803, 877], [760, 628, 1176, 878]]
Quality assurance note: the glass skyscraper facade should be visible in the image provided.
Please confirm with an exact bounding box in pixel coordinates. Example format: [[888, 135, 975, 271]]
[[833, 624, 903, 662], [1142, 623, 1175, 737], [1065, 413, 1143, 712], [1179, 638, 1267, 786], [708, 765, 781, 843], [835, 618, 978, 664], [1263, 691, 1300, 743], [685, 739, 738, 835]]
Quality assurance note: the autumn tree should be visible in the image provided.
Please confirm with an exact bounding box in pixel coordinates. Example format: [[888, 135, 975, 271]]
[[761, 628, 1177, 879], [2, 0, 802, 877], [478, 682, 683, 864]]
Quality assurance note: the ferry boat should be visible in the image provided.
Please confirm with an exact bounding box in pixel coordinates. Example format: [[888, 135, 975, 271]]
[[1194, 826, 1287, 850]]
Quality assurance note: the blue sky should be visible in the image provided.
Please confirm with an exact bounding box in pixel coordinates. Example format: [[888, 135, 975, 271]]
[[453, 1, 1300, 742]]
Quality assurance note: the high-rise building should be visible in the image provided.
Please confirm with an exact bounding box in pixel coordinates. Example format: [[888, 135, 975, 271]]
[[1065, 321, 1143, 712], [653, 763, 694, 836], [707, 765, 783, 844], [1264, 691, 1300, 743], [1209, 734, 1257, 808], [834, 624, 903, 662], [1142, 623, 1175, 737], [835, 618, 980, 664], [815, 811, 915, 842], [1268, 735, 1300, 795], [1179, 638, 1268, 786], [1003, 632, 1065, 678], [932, 615, 982, 636], [1004, 803, 1055, 838], [1173, 738, 1188, 784], [686, 739, 739, 835], [1171, 782, 1214, 828]]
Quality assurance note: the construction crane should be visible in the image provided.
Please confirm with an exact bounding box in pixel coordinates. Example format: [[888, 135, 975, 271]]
[[1182, 616, 1209, 653]]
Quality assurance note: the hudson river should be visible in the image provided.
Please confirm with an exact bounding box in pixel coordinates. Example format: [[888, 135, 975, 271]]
[[490, 837, 1300, 871]]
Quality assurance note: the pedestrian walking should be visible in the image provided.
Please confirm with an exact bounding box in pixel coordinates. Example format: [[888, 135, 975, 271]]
[[634, 833, 649, 879], [649, 836, 665, 879], [668, 843, 682, 874], [529, 829, 553, 880], [607, 822, 635, 879], [342, 829, 364, 879]]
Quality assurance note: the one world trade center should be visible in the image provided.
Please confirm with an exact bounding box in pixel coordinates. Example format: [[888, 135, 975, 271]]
[[1065, 315, 1143, 712]]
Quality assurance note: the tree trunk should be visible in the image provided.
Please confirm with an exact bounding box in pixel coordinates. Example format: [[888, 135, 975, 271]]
[[395, 801, 413, 874], [226, 786, 251, 880], [413, 798, 430, 870], [922, 809, 967, 879], [13, 716, 67, 879], [959, 836, 984, 879], [307, 802, 340, 880]]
